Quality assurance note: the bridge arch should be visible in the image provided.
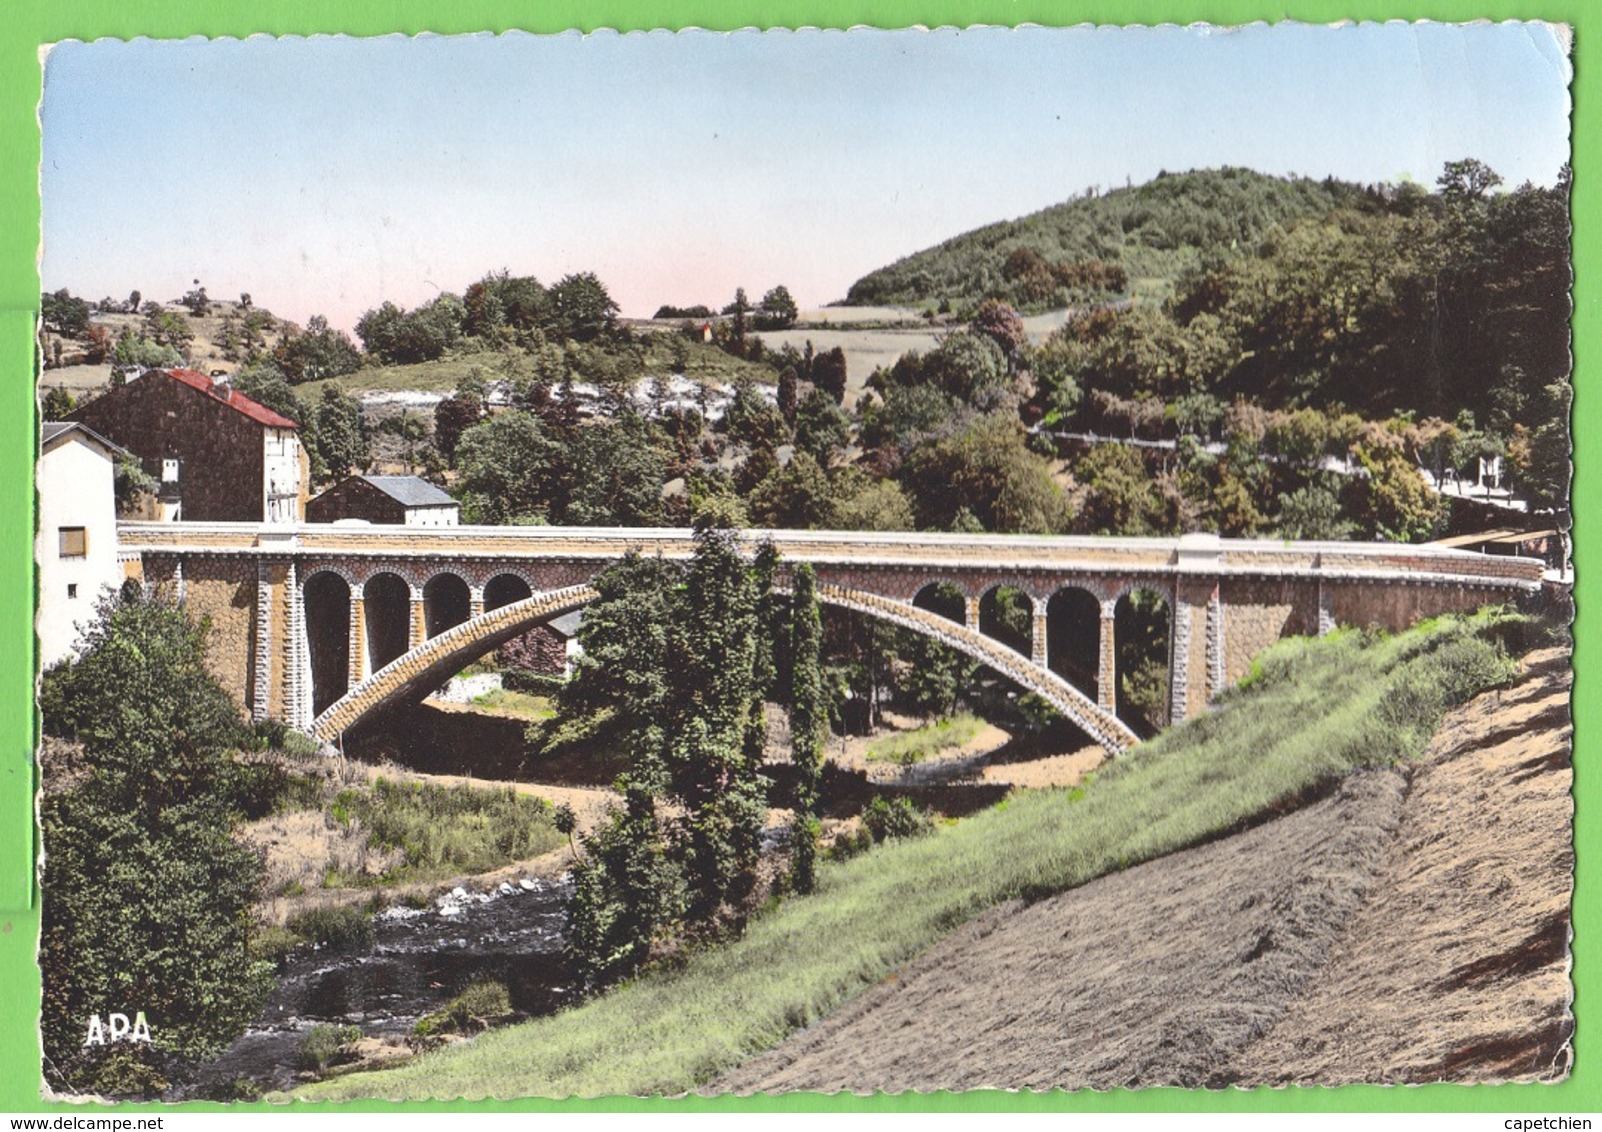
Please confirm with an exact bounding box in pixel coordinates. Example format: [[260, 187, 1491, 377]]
[[303, 570, 352, 717], [484, 571, 535, 611], [913, 580, 967, 624], [1113, 584, 1173, 737], [362, 571, 412, 674], [978, 583, 1033, 658], [310, 579, 1139, 754], [423, 571, 473, 638], [1046, 585, 1102, 701]]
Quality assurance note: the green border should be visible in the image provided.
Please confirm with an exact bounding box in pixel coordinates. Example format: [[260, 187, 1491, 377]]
[[0, 0, 1590, 1116]]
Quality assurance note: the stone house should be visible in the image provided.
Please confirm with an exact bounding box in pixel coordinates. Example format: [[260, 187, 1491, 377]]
[[69, 368, 307, 523], [307, 474, 460, 526], [37, 422, 133, 666]]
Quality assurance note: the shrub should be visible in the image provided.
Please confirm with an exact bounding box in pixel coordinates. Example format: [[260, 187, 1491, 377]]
[[861, 795, 935, 842], [412, 981, 513, 1038], [299, 1024, 362, 1071], [250, 924, 305, 965], [286, 904, 375, 952]]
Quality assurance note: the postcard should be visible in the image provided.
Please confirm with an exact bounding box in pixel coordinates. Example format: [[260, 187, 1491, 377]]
[[32, 22, 1573, 1103]]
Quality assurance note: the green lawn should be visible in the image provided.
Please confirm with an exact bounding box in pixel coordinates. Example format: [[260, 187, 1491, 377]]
[[292, 611, 1518, 1101], [864, 713, 985, 766], [469, 687, 558, 722]]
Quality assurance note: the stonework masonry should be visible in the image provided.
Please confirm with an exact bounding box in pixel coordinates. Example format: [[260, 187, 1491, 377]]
[[120, 524, 1546, 754]]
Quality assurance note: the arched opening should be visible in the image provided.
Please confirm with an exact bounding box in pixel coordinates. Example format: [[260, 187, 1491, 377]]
[[979, 584, 1032, 657], [364, 572, 412, 673], [1115, 587, 1171, 737], [912, 580, 966, 625], [1046, 587, 1101, 700], [424, 573, 471, 639], [484, 572, 534, 612], [304, 571, 351, 717]]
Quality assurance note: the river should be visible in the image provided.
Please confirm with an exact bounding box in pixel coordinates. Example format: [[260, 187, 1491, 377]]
[[180, 875, 576, 1099]]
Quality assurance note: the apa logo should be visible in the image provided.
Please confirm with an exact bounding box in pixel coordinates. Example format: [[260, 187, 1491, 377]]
[[82, 1011, 153, 1046]]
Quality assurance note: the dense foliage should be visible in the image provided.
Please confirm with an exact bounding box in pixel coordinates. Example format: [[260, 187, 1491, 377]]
[[846, 167, 1361, 310], [557, 523, 777, 985], [39, 595, 272, 1095]]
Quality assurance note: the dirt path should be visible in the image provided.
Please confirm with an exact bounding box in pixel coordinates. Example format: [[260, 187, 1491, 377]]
[[719, 647, 1572, 1092]]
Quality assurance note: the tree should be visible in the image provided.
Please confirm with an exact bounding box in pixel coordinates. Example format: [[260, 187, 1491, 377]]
[[310, 385, 369, 483], [41, 288, 91, 337], [792, 387, 850, 466], [274, 314, 362, 383], [454, 411, 560, 523], [433, 392, 483, 466], [748, 451, 834, 529], [757, 285, 799, 330], [811, 346, 848, 404], [560, 524, 774, 981], [563, 414, 667, 526], [971, 298, 1028, 362], [900, 414, 1071, 534], [41, 386, 75, 419], [549, 272, 619, 342], [723, 288, 751, 351], [1437, 157, 1504, 202], [39, 594, 272, 1093], [787, 564, 824, 893], [1073, 444, 1176, 536]]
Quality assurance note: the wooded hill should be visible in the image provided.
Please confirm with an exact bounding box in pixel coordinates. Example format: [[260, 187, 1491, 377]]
[[846, 167, 1365, 309]]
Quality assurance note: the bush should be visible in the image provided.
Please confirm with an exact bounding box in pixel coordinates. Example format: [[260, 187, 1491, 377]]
[[249, 924, 305, 966], [861, 795, 935, 842], [412, 981, 513, 1038], [298, 1024, 362, 1071], [324, 778, 563, 884], [286, 904, 375, 952]]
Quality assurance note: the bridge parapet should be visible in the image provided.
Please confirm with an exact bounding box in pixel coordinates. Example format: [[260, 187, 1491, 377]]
[[119, 523, 1545, 587], [120, 522, 1545, 743]]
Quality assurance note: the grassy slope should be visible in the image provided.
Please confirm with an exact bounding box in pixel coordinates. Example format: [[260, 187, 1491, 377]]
[[293, 612, 1516, 1101], [846, 167, 1362, 309]]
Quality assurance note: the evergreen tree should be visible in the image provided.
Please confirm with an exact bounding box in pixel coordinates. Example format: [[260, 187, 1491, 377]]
[[787, 564, 824, 894]]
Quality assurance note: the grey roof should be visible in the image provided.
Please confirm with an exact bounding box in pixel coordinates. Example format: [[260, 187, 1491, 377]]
[[548, 610, 585, 638], [41, 420, 131, 458], [361, 475, 458, 508]]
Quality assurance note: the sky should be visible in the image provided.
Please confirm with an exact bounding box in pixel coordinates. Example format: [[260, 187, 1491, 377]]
[[39, 22, 1572, 331]]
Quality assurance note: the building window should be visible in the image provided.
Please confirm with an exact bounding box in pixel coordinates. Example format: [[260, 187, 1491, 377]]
[[67, 584, 78, 599], [59, 527, 87, 558]]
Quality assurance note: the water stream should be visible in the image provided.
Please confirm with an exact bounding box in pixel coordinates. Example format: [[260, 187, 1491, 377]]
[[181, 875, 577, 1099]]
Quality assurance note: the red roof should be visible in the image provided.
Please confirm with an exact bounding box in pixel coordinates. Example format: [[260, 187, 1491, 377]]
[[165, 369, 301, 430]]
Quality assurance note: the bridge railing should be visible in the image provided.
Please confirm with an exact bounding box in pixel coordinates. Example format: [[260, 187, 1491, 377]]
[[115, 523, 1545, 589]]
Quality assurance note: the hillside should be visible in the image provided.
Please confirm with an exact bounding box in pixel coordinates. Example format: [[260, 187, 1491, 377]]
[[293, 611, 1543, 1100], [721, 645, 1572, 1092], [845, 167, 1364, 309]]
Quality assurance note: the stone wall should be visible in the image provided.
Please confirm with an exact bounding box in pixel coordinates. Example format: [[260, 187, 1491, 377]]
[[178, 556, 257, 711], [307, 477, 406, 524], [1325, 581, 1517, 634], [1219, 579, 1321, 686], [71, 372, 271, 522]]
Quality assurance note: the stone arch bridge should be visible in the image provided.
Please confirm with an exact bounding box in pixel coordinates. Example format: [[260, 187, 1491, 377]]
[[118, 522, 1543, 755]]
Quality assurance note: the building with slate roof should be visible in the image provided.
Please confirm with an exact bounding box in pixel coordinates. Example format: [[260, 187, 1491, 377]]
[[68, 368, 307, 523], [307, 474, 460, 526]]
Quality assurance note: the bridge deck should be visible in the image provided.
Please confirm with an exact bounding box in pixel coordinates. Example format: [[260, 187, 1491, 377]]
[[118, 523, 1545, 589]]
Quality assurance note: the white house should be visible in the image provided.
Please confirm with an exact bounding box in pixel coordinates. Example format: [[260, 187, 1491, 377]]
[[37, 422, 130, 668]]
